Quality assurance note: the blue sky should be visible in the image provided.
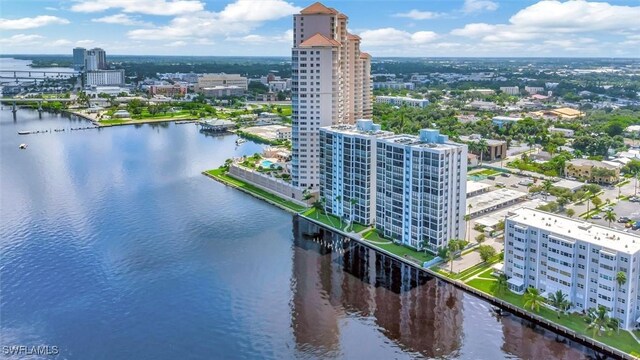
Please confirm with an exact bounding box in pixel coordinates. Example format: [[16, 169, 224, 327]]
[[1, 0, 639, 57]]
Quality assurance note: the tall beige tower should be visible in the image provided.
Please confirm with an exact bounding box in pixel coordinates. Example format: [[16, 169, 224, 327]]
[[291, 2, 372, 190]]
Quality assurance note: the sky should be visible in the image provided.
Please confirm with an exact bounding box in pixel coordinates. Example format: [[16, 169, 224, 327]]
[[1, 0, 639, 57]]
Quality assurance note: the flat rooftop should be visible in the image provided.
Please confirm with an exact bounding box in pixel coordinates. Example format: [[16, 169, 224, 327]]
[[466, 181, 492, 195], [508, 207, 640, 254], [379, 134, 463, 150], [322, 124, 393, 138], [468, 188, 528, 215]]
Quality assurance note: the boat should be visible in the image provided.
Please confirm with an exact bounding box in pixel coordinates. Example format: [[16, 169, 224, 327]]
[[19, 143, 28, 149], [18, 131, 30, 135], [236, 138, 247, 145]]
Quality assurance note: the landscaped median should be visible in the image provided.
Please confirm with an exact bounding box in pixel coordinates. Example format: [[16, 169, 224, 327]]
[[204, 168, 307, 213], [362, 229, 435, 264], [462, 268, 640, 357]]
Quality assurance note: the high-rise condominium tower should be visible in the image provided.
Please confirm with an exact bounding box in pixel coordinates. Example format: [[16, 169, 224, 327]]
[[291, 2, 372, 190]]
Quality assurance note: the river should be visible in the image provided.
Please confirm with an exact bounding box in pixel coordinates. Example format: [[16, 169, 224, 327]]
[[0, 109, 594, 359]]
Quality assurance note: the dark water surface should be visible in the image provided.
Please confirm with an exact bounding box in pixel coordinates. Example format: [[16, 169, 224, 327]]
[[1, 110, 592, 359]]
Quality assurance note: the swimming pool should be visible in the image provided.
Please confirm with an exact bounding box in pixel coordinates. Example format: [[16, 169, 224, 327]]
[[260, 160, 275, 168]]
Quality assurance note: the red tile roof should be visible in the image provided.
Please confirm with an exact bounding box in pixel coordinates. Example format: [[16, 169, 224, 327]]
[[300, 33, 341, 47], [300, 2, 338, 15]]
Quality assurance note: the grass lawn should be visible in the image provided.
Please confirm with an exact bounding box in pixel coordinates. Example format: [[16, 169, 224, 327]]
[[469, 168, 500, 177], [98, 119, 127, 125], [361, 230, 435, 264], [302, 208, 370, 233], [205, 168, 307, 213], [465, 277, 639, 355]]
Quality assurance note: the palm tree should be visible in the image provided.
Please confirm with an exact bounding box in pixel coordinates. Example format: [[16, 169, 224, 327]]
[[302, 189, 313, 204], [447, 239, 465, 273], [312, 200, 323, 219], [464, 214, 471, 242], [348, 198, 358, 231], [493, 274, 508, 295], [542, 179, 553, 200], [604, 210, 616, 228], [526, 136, 536, 153], [523, 287, 545, 312], [548, 290, 570, 318], [616, 271, 627, 288], [586, 305, 612, 337], [477, 139, 489, 164]]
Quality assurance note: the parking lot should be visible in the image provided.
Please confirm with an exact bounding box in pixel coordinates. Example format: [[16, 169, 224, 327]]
[[587, 199, 640, 232]]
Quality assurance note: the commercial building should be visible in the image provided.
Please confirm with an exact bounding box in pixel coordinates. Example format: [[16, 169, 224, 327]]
[[85, 53, 98, 71], [73, 47, 86, 71], [84, 70, 125, 86], [565, 159, 621, 184], [195, 74, 248, 92], [373, 82, 414, 90], [375, 96, 429, 108], [524, 86, 544, 94], [201, 86, 244, 98], [547, 107, 585, 120], [500, 86, 519, 96], [492, 116, 523, 128], [290, 2, 373, 190], [319, 119, 393, 226], [88, 48, 107, 70], [549, 127, 575, 137], [504, 208, 640, 330], [466, 89, 495, 96], [375, 129, 467, 253], [459, 135, 507, 161], [149, 84, 187, 97]]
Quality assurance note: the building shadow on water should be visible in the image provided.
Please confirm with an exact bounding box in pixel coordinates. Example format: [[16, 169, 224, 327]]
[[290, 216, 596, 360], [290, 216, 463, 358]]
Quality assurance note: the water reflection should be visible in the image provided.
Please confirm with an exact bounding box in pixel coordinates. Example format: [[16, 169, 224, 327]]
[[291, 218, 463, 358], [291, 217, 592, 360]]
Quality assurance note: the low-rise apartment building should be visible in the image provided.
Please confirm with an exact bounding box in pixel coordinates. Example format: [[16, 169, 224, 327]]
[[500, 86, 519, 96], [565, 159, 621, 184], [195, 73, 248, 92], [504, 208, 640, 330], [375, 96, 429, 108]]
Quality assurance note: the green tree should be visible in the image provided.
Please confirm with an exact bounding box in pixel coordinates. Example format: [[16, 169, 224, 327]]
[[493, 274, 508, 295], [586, 305, 613, 337], [566, 208, 576, 218], [604, 209, 616, 228], [591, 196, 603, 209], [478, 244, 496, 263], [312, 200, 322, 219], [542, 179, 553, 200], [477, 139, 489, 164], [548, 290, 570, 318], [524, 287, 545, 312]]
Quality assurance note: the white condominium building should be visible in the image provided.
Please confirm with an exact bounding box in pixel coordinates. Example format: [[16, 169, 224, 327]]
[[195, 74, 248, 92], [291, 2, 372, 190], [375, 129, 467, 253], [375, 96, 429, 108], [504, 208, 640, 330], [319, 119, 393, 226], [500, 86, 519, 96], [84, 70, 125, 86]]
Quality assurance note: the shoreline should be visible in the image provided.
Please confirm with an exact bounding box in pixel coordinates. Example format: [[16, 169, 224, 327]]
[[201, 164, 637, 359], [65, 110, 199, 127], [297, 213, 636, 360]]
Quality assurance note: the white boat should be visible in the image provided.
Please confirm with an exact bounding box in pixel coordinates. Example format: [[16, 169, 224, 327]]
[[236, 138, 247, 145], [19, 143, 28, 149]]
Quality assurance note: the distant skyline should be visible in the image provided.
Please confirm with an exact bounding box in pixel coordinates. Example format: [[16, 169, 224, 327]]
[[1, 0, 639, 57]]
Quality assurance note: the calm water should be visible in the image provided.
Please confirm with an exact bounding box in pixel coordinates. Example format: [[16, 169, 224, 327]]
[[0, 110, 593, 359]]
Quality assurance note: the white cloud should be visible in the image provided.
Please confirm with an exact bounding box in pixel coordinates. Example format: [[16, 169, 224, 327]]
[[0, 15, 69, 30], [393, 10, 441, 20], [166, 41, 187, 47], [452, 1, 640, 44], [358, 28, 437, 47], [227, 30, 292, 44], [50, 39, 72, 47], [0, 34, 44, 45], [70, 0, 204, 16], [45, 7, 58, 11], [463, 0, 498, 14], [127, 0, 299, 41], [76, 39, 96, 46], [91, 14, 150, 26]]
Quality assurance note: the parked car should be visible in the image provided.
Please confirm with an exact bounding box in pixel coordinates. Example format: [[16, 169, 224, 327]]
[[591, 214, 602, 219], [501, 173, 511, 177], [487, 176, 496, 180], [618, 217, 630, 223]]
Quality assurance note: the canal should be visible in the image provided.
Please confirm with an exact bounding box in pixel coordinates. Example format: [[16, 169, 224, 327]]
[[0, 109, 595, 359]]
